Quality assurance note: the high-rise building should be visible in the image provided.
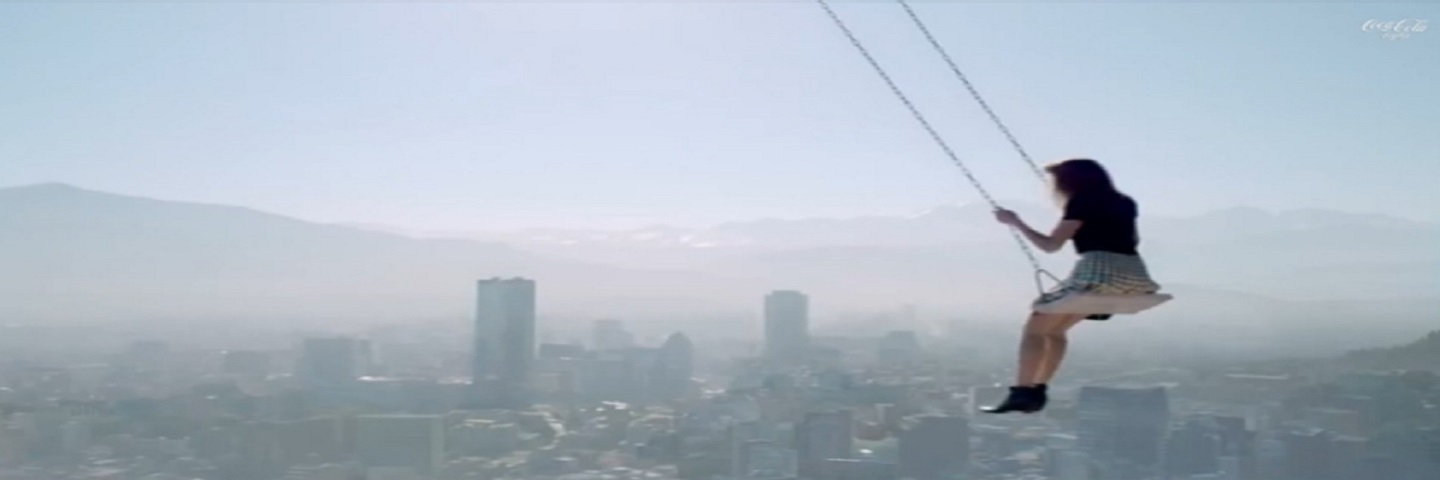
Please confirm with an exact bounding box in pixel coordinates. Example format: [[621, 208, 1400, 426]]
[[897, 415, 971, 479], [1076, 386, 1171, 480], [729, 420, 776, 478], [736, 439, 796, 479], [473, 277, 537, 408], [796, 409, 854, 478], [298, 337, 367, 390], [652, 332, 695, 400], [1281, 429, 1368, 480], [353, 415, 444, 476], [763, 290, 809, 363], [1164, 416, 1223, 478], [1160, 414, 1254, 479], [1364, 426, 1440, 480]]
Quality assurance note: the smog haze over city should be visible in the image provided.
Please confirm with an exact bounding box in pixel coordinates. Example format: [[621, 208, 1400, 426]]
[[1, 2, 1437, 480]]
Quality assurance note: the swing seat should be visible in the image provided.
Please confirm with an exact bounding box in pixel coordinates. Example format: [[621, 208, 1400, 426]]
[[1033, 293, 1173, 315]]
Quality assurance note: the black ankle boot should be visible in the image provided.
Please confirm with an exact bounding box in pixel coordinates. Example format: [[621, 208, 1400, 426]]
[[981, 386, 1044, 414], [1032, 384, 1049, 411]]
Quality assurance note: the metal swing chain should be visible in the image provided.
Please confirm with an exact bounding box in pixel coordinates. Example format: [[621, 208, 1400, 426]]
[[893, 0, 1062, 291], [814, 0, 1059, 293], [895, 0, 1046, 182]]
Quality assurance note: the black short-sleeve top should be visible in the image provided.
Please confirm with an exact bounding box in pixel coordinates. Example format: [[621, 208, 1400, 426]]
[[1063, 191, 1140, 255]]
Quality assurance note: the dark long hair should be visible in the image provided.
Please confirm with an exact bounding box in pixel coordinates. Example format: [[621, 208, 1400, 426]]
[[1045, 158, 1120, 203]]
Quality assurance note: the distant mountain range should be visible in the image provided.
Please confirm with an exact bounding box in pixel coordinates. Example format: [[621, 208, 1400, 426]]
[[2, 183, 1436, 349], [0, 184, 740, 323], [414, 200, 1440, 302], [1344, 330, 1440, 371]]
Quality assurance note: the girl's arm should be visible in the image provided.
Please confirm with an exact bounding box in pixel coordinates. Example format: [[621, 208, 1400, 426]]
[[1015, 219, 1081, 253]]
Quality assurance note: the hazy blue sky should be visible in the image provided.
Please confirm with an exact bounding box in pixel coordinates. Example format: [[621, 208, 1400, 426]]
[[2, 1, 1436, 229]]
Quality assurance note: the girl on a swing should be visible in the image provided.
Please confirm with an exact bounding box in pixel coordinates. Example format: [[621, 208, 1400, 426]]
[[983, 158, 1161, 414]]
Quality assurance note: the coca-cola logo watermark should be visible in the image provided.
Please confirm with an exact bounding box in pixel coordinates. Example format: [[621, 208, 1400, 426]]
[[1361, 19, 1428, 40]]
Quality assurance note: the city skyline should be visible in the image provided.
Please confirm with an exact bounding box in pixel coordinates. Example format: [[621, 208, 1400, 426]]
[[0, 271, 1436, 479], [0, 1, 1436, 478]]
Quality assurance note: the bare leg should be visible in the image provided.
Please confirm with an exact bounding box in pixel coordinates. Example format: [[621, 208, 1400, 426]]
[[1033, 314, 1086, 385], [984, 313, 1071, 414], [985, 312, 1083, 414], [1015, 312, 1071, 386]]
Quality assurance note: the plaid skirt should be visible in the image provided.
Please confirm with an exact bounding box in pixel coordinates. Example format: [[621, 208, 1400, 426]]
[[1033, 251, 1161, 320]]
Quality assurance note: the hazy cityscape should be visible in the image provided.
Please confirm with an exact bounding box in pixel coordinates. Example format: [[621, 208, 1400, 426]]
[[2, 1, 1437, 480], [1, 183, 1437, 480]]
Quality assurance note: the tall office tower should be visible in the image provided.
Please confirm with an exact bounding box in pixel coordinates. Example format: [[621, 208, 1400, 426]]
[[729, 420, 772, 478], [763, 290, 809, 363], [298, 337, 366, 390], [353, 415, 445, 476], [651, 332, 695, 400], [795, 409, 854, 479], [473, 277, 537, 408], [1164, 415, 1224, 478], [1076, 386, 1172, 480], [897, 415, 971, 479]]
